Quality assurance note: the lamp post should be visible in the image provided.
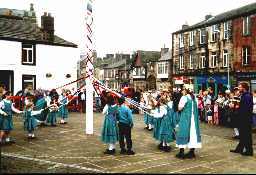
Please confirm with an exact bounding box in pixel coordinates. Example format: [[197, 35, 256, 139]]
[[227, 55, 230, 90]]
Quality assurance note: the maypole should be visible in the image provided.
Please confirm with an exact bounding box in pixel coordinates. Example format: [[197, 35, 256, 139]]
[[85, 0, 94, 134]]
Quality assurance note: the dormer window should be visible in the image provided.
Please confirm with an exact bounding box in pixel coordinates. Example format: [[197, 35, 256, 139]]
[[22, 43, 36, 66]]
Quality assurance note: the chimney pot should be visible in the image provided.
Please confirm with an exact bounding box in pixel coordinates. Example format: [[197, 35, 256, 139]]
[[48, 13, 51, 17]]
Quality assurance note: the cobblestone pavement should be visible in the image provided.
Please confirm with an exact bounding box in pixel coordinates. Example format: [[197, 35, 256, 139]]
[[1, 112, 256, 173]]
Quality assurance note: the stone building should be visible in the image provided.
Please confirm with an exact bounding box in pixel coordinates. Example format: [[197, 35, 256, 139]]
[[172, 2, 256, 96]]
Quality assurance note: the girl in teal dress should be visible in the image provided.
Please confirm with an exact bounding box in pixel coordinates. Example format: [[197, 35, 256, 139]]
[[23, 102, 44, 139], [101, 94, 119, 154], [144, 94, 154, 131], [175, 88, 202, 159], [159, 95, 176, 152], [58, 92, 69, 124], [0, 91, 23, 144], [47, 99, 59, 126], [151, 98, 167, 151], [0, 91, 3, 129]]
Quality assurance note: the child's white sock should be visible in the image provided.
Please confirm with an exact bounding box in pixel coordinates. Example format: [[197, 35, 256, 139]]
[[28, 134, 32, 137], [31, 134, 35, 138], [234, 128, 239, 136], [166, 143, 170, 146], [6, 138, 10, 142], [148, 124, 152, 129]]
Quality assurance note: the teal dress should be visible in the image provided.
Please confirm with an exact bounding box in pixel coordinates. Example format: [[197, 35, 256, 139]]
[[101, 105, 119, 143], [0, 97, 3, 128], [58, 97, 68, 119], [1, 100, 14, 131], [153, 107, 162, 141], [23, 110, 38, 131], [34, 98, 47, 121], [47, 107, 57, 124], [144, 109, 153, 126], [176, 96, 201, 146], [159, 105, 176, 143]]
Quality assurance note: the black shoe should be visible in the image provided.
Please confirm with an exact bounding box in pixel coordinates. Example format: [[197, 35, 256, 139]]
[[120, 149, 127, 154], [175, 152, 185, 159], [63, 122, 67, 124], [51, 124, 57, 127], [104, 149, 112, 154], [163, 146, 171, 152], [233, 136, 240, 139], [241, 151, 253, 156], [5, 140, 15, 145], [28, 136, 32, 139], [230, 149, 243, 154], [184, 151, 196, 158], [40, 123, 48, 127], [31, 137, 36, 139], [127, 150, 135, 155], [148, 128, 153, 131], [158, 143, 164, 150], [144, 126, 149, 130]]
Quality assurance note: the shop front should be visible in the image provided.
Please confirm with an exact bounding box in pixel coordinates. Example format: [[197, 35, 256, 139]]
[[195, 75, 229, 97], [236, 72, 256, 93], [173, 76, 188, 89]]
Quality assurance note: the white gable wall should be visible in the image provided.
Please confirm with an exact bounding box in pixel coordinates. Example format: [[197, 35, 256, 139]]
[[0, 40, 78, 95]]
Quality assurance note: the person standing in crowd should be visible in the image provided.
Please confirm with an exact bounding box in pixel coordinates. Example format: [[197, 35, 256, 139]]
[[253, 90, 256, 129], [216, 93, 225, 125], [0, 91, 24, 144], [23, 84, 35, 97], [23, 102, 44, 139], [172, 88, 182, 127], [175, 87, 202, 159], [0, 84, 7, 95], [206, 105, 213, 125], [131, 86, 141, 114], [78, 89, 86, 113], [222, 93, 231, 127], [101, 93, 119, 154], [117, 97, 135, 155], [49, 89, 59, 102], [230, 87, 240, 139], [213, 101, 219, 125], [197, 90, 204, 122], [230, 82, 253, 156]]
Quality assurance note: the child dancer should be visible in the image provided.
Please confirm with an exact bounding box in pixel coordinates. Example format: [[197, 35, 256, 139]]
[[0, 91, 23, 144], [23, 102, 44, 139], [144, 94, 154, 131], [58, 92, 69, 124], [117, 97, 135, 155], [101, 93, 119, 154], [47, 99, 59, 126], [151, 98, 167, 150], [214, 101, 219, 125], [159, 96, 176, 152]]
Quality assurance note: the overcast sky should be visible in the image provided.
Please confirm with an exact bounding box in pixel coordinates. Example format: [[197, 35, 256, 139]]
[[2, 0, 256, 58]]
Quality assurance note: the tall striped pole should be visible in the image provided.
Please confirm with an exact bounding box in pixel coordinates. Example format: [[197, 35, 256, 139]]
[[85, 0, 94, 135]]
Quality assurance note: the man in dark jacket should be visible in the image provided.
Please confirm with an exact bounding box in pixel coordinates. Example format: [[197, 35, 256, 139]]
[[230, 82, 253, 156], [131, 87, 141, 114], [78, 89, 86, 113]]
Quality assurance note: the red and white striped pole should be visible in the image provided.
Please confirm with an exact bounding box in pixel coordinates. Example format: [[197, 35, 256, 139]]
[[85, 0, 94, 135]]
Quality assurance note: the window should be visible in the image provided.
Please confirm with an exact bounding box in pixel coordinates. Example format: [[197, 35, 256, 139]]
[[189, 54, 194, 69], [22, 43, 36, 65], [22, 75, 36, 91], [179, 34, 184, 48], [200, 54, 205, 68], [200, 28, 206, 44], [133, 67, 145, 76], [242, 47, 250, 65], [189, 31, 194, 46], [179, 55, 184, 69], [211, 52, 217, 68], [224, 21, 231, 39], [243, 16, 250, 36], [211, 25, 217, 42], [158, 62, 168, 74], [223, 50, 229, 68]]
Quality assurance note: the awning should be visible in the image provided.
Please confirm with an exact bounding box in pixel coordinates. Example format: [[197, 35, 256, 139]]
[[175, 80, 184, 85]]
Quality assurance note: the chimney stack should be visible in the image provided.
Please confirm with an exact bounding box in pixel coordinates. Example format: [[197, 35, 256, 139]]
[[205, 13, 213, 20], [182, 21, 189, 30], [41, 12, 54, 41]]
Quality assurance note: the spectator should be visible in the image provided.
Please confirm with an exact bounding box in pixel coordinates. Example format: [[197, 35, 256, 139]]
[[252, 90, 256, 129], [230, 82, 253, 156], [0, 84, 7, 95], [78, 89, 86, 113], [23, 84, 35, 97], [131, 86, 141, 114]]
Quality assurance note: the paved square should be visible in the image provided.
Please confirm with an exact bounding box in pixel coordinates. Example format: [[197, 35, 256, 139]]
[[1, 112, 256, 173]]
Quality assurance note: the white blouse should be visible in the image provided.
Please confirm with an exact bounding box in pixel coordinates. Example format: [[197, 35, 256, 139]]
[[0, 99, 22, 115], [151, 106, 167, 118], [102, 104, 117, 115]]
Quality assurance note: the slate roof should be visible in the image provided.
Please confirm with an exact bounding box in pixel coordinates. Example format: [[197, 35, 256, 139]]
[[105, 58, 127, 69], [173, 2, 256, 34], [159, 51, 172, 61], [0, 15, 77, 48]]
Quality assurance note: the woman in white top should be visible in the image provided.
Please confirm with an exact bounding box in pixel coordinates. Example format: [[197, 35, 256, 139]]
[[175, 88, 202, 159]]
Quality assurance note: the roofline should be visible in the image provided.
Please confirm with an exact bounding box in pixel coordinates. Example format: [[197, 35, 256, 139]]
[[0, 37, 78, 48], [172, 5, 256, 35]]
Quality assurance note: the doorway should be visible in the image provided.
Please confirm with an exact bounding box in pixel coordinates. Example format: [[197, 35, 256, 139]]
[[0, 70, 14, 93]]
